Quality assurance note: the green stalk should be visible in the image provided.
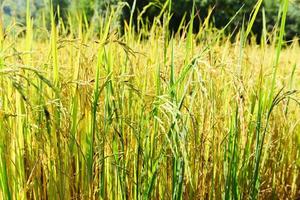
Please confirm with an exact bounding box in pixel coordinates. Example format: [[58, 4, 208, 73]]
[[269, 0, 289, 103], [251, 2, 289, 198], [51, 2, 59, 87], [88, 11, 113, 198], [50, 1, 64, 198]]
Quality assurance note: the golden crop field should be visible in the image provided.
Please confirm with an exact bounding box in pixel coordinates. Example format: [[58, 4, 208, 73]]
[[0, 0, 299, 199]]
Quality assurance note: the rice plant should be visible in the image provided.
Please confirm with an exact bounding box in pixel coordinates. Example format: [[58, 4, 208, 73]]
[[0, 0, 299, 199]]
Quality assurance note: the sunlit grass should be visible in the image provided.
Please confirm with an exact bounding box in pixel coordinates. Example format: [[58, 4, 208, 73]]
[[0, 0, 299, 199]]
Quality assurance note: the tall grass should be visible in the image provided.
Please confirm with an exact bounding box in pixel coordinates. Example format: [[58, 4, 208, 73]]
[[0, 0, 299, 199]]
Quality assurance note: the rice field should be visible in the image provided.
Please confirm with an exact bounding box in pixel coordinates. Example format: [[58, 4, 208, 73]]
[[0, 0, 299, 199]]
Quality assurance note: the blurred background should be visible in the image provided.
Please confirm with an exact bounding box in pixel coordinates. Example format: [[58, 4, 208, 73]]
[[1, 0, 299, 40]]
